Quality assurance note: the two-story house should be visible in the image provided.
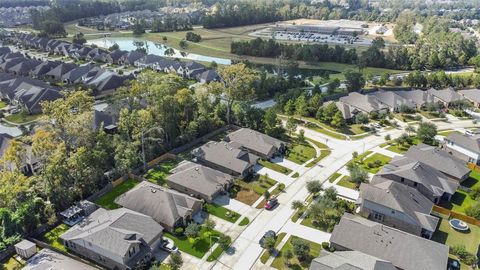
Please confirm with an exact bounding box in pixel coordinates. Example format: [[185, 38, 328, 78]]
[[443, 133, 480, 165]]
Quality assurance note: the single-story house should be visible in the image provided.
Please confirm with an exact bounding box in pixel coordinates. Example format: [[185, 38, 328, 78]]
[[329, 213, 449, 270], [459, 89, 480, 108], [396, 89, 434, 109], [224, 128, 286, 159], [405, 143, 470, 182], [427, 88, 465, 108], [192, 141, 259, 178], [358, 179, 439, 239], [167, 160, 234, 202], [368, 90, 416, 112], [375, 156, 459, 203], [115, 181, 202, 232], [338, 92, 389, 117], [309, 250, 396, 270], [61, 207, 164, 270]]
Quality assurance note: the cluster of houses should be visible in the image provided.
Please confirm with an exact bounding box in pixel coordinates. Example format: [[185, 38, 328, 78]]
[[43, 128, 287, 270], [0, 6, 49, 28], [311, 136, 479, 269], [12, 32, 221, 83], [335, 87, 480, 120]]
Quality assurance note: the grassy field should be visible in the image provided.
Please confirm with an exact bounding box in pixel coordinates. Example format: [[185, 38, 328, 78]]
[[95, 179, 138, 209], [4, 113, 41, 124], [41, 224, 70, 252], [286, 141, 316, 165], [271, 236, 322, 270], [204, 203, 241, 223], [258, 159, 292, 175], [1, 257, 23, 270], [144, 159, 179, 186]]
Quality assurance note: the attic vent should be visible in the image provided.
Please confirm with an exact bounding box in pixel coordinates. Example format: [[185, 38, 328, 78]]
[[412, 163, 420, 170], [195, 167, 199, 171], [151, 189, 157, 193], [386, 190, 390, 193]]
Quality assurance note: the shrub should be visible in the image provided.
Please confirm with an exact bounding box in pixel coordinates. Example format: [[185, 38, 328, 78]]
[[367, 162, 374, 168], [278, 183, 286, 191], [184, 223, 200, 238], [174, 227, 184, 235], [374, 160, 382, 167], [465, 202, 480, 219], [321, 242, 330, 250], [385, 134, 391, 141]]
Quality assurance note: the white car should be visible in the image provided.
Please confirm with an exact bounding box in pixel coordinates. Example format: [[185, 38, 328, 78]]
[[161, 237, 178, 253]]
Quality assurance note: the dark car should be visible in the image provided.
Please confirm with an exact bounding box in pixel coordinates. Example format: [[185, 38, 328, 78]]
[[448, 259, 460, 270], [259, 230, 276, 248], [160, 237, 178, 253], [264, 197, 278, 210]]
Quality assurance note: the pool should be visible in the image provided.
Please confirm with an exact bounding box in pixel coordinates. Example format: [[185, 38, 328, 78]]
[[449, 219, 469, 231]]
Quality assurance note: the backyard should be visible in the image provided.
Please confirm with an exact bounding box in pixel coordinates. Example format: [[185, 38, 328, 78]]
[[163, 226, 223, 258], [144, 159, 179, 186], [40, 224, 70, 252], [95, 178, 138, 209], [440, 172, 480, 215], [271, 236, 322, 270]]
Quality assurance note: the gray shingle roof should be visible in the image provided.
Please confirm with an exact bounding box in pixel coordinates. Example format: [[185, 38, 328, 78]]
[[368, 90, 415, 110], [330, 213, 449, 270], [446, 132, 480, 152], [377, 156, 459, 197], [396, 90, 434, 106], [115, 181, 202, 229], [405, 143, 470, 180], [61, 208, 163, 258], [427, 88, 464, 103], [167, 160, 233, 198], [224, 128, 285, 157], [359, 179, 439, 232], [459, 89, 480, 104], [310, 250, 397, 270], [339, 92, 387, 113], [192, 141, 259, 175]]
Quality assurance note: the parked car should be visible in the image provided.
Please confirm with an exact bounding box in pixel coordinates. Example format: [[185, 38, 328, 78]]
[[259, 230, 276, 248], [161, 237, 178, 253], [264, 197, 278, 210], [448, 259, 460, 270]]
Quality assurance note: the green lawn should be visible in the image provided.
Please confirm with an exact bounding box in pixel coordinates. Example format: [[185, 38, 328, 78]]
[[239, 217, 250, 226], [432, 218, 480, 258], [286, 142, 316, 165], [303, 124, 347, 140], [419, 110, 445, 119], [0, 101, 7, 109], [258, 159, 292, 175], [306, 139, 328, 149], [328, 172, 342, 183], [4, 113, 41, 124], [41, 224, 70, 252], [306, 149, 331, 167], [204, 203, 241, 223], [271, 236, 322, 270], [144, 159, 179, 186], [386, 138, 420, 154], [439, 173, 480, 214], [337, 175, 357, 189], [2, 257, 23, 270], [359, 153, 392, 173], [207, 235, 231, 262], [260, 232, 287, 264], [95, 179, 139, 209], [164, 226, 222, 258], [438, 130, 460, 136]]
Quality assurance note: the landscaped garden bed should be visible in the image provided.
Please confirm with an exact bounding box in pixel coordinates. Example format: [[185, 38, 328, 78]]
[[95, 178, 139, 209]]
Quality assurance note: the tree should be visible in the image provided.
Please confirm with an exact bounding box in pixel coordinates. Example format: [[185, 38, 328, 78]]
[[206, 219, 216, 231], [218, 235, 231, 250], [169, 252, 183, 270], [286, 117, 297, 136], [416, 122, 437, 145], [264, 190, 270, 201], [263, 236, 276, 251], [283, 249, 294, 266], [291, 238, 310, 261], [343, 70, 365, 92], [185, 222, 200, 238], [295, 95, 308, 116], [323, 187, 337, 201], [179, 39, 187, 49], [208, 63, 259, 124], [306, 180, 323, 195], [284, 99, 295, 115], [108, 43, 119, 52], [291, 200, 304, 210], [297, 129, 305, 143], [264, 108, 284, 138], [355, 112, 369, 124], [72, 32, 86, 45], [348, 164, 368, 186], [405, 125, 416, 135], [132, 19, 145, 35], [186, 32, 202, 42], [465, 202, 480, 219]]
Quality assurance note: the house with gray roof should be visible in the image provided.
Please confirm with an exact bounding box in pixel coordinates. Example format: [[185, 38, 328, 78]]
[[115, 181, 202, 232], [459, 89, 480, 107], [9, 59, 41, 76], [309, 250, 396, 270], [376, 156, 459, 203], [198, 70, 220, 83], [192, 141, 259, 178], [167, 160, 234, 202], [45, 63, 77, 81], [224, 128, 286, 159], [405, 143, 470, 182], [338, 92, 388, 116], [30, 61, 60, 78], [358, 180, 439, 239], [427, 88, 465, 108], [0, 133, 37, 174], [396, 89, 434, 109], [329, 213, 449, 270], [61, 207, 163, 270], [62, 64, 92, 84], [120, 51, 145, 66], [367, 90, 415, 112], [443, 132, 480, 164]]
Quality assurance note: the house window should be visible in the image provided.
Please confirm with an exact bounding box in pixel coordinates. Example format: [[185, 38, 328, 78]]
[[413, 182, 418, 187], [400, 178, 404, 183], [373, 213, 384, 221]]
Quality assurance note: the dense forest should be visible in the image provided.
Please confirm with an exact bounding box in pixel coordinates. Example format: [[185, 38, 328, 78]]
[[0, 0, 48, 8]]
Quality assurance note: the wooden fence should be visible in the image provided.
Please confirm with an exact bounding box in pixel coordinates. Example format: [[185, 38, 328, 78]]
[[432, 205, 480, 226]]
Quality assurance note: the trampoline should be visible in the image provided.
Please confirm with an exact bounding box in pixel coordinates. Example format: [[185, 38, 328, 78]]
[[449, 219, 469, 231]]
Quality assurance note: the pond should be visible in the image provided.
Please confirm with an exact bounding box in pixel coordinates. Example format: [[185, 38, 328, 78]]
[[87, 37, 232, 65]]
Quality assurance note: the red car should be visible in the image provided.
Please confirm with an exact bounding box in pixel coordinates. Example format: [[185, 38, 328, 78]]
[[264, 197, 278, 210]]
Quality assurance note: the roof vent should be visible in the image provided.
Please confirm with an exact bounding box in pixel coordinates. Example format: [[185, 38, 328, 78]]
[[195, 167, 199, 171], [151, 189, 156, 193]]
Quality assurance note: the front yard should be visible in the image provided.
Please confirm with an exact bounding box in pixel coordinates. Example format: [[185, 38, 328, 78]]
[[271, 236, 322, 270], [352, 151, 391, 173], [385, 137, 420, 154], [144, 159, 179, 186], [230, 175, 277, 205], [260, 232, 287, 263], [164, 226, 222, 258], [95, 178, 139, 209], [40, 224, 70, 252], [336, 175, 357, 189], [258, 159, 292, 175], [204, 203, 241, 223], [286, 141, 316, 165]]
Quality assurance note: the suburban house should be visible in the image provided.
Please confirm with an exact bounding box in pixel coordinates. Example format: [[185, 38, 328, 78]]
[[459, 89, 480, 108], [107, 50, 128, 64], [198, 70, 220, 83], [357, 180, 439, 239], [115, 181, 202, 232], [329, 213, 449, 270], [405, 143, 470, 182], [24, 248, 98, 270], [30, 61, 60, 78], [427, 88, 464, 108], [134, 54, 165, 69], [166, 160, 234, 202], [224, 128, 286, 159], [443, 132, 480, 164], [120, 51, 145, 66], [368, 90, 416, 112], [396, 89, 435, 109], [61, 207, 164, 270], [61, 64, 93, 84], [192, 141, 259, 178], [0, 133, 38, 173], [45, 63, 76, 81], [93, 108, 118, 133], [375, 156, 459, 203], [336, 92, 389, 119], [309, 250, 396, 270]]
